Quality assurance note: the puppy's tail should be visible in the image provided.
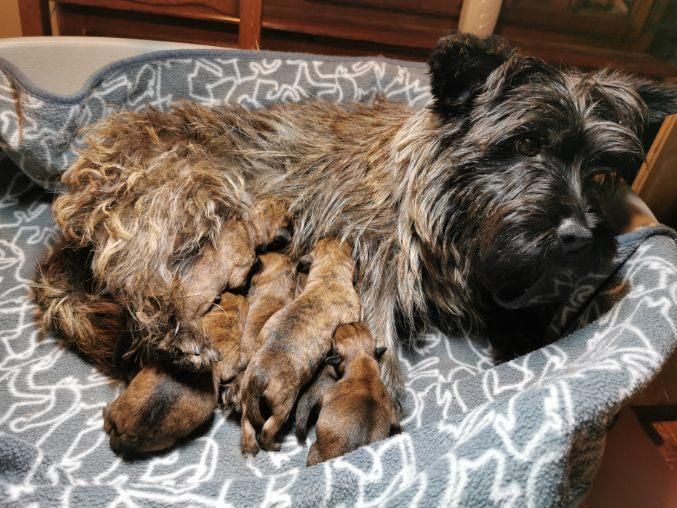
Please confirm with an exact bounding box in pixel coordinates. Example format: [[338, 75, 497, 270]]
[[32, 238, 129, 377]]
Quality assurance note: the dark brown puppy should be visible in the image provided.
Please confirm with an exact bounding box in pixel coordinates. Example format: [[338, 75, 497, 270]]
[[102, 293, 247, 454], [294, 364, 337, 442], [306, 323, 400, 466], [238, 252, 296, 369], [239, 238, 360, 454]]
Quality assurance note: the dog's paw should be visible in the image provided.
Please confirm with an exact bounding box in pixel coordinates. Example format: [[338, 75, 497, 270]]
[[162, 325, 222, 371], [102, 401, 175, 455], [171, 343, 222, 371]]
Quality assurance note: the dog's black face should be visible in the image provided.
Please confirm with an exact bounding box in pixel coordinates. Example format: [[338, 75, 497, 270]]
[[427, 33, 676, 310]]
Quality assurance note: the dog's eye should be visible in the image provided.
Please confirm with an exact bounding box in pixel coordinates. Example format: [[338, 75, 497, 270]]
[[516, 137, 541, 157]]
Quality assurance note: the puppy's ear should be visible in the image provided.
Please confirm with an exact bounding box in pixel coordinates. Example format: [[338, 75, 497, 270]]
[[374, 347, 387, 361], [297, 254, 313, 273], [325, 355, 341, 367], [428, 31, 512, 117]]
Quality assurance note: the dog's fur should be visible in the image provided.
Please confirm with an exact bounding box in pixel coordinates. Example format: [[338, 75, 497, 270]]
[[239, 239, 360, 454], [102, 292, 247, 454], [202, 292, 249, 405], [36, 196, 288, 372], [306, 323, 400, 466], [38, 32, 677, 405]]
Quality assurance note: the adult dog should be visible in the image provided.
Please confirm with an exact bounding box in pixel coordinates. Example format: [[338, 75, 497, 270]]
[[35, 32, 677, 403]]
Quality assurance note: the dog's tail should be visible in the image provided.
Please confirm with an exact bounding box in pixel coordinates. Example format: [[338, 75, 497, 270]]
[[32, 238, 129, 377]]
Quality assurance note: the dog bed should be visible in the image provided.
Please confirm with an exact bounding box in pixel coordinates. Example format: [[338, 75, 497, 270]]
[[1, 47, 676, 507]]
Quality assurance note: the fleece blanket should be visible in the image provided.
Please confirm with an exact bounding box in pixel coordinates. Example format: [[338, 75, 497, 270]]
[[1, 49, 676, 507]]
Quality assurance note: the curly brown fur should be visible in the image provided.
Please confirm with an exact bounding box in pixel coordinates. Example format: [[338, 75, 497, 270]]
[[47, 32, 677, 403], [306, 323, 400, 466], [32, 236, 131, 377], [49, 174, 288, 372], [238, 252, 296, 370], [239, 239, 360, 454]]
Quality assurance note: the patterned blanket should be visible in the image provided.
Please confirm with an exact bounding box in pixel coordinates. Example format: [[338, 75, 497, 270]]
[[0, 49, 676, 507]]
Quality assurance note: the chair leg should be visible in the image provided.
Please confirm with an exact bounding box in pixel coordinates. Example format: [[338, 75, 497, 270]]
[[239, 0, 263, 49], [18, 0, 52, 36]]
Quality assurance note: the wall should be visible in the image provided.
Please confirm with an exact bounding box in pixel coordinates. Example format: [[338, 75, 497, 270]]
[[0, 0, 22, 38]]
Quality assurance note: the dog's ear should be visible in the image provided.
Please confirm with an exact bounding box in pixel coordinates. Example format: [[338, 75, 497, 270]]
[[325, 355, 341, 367], [374, 346, 387, 361], [629, 77, 677, 150], [296, 254, 313, 273], [428, 32, 513, 117]]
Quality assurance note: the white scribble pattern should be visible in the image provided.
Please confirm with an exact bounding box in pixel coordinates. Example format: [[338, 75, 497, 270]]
[[0, 51, 676, 507]]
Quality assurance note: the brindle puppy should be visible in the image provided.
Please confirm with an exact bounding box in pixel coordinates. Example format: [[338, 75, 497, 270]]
[[306, 323, 400, 466], [238, 252, 296, 369], [103, 292, 247, 454], [239, 238, 360, 454]]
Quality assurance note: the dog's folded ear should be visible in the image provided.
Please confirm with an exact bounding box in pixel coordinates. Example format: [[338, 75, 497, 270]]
[[629, 77, 677, 151], [428, 31, 513, 118]]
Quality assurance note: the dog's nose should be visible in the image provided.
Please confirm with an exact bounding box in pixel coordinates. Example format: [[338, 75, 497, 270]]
[[558, 219, 593, 253]]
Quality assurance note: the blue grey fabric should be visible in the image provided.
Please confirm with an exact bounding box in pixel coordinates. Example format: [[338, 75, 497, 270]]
[[0, 50, 676, 507]]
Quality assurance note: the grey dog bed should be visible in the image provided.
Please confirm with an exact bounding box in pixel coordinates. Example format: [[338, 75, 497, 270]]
[[1, 48, 676, 507]]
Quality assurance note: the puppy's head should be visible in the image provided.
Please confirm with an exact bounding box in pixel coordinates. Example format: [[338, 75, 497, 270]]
[[297, 238, 354, 282], [249, 198, 292, 251], [425, 32, 676, 309], [329, 322, 379, 373], [251, 252, 294, 284]]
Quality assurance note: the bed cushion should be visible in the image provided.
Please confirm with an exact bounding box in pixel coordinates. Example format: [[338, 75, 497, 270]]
[[0, 47, 676, 506]]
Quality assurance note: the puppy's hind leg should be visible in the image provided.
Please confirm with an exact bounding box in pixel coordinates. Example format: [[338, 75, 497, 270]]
[[295, 365, 336, 441]]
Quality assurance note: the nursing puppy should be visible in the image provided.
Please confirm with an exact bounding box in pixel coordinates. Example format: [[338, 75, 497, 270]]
[[306, 323, 400, 466], [103, 292, 247, 454], [239, 239, 360, 454], [238, 252, 296, 369]]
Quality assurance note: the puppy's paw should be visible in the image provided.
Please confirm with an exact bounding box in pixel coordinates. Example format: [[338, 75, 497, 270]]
[[102, 401, 175, 455], [164, 327, 222, 372]]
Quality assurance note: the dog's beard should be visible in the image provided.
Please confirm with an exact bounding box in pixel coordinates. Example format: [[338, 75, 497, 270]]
[[482, 222, 617, 310]]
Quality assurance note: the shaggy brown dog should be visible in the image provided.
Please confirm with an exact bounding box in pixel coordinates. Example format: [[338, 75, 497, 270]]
[[239, 239, 360, 454], [238, 252, 296, 369], [44, 32, 676, 405], [306, 323, 400, 466], [103, 292, 247, 454]]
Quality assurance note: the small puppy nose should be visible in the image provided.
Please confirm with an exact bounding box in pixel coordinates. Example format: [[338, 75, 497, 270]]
[[558, 219, 593, 253]]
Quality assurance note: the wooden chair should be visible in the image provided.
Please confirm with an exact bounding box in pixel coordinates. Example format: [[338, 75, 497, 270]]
[[18, 0, 264, 50]]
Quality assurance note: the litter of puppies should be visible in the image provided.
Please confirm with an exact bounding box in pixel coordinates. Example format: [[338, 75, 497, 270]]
[[99, 222, 400, 464]]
